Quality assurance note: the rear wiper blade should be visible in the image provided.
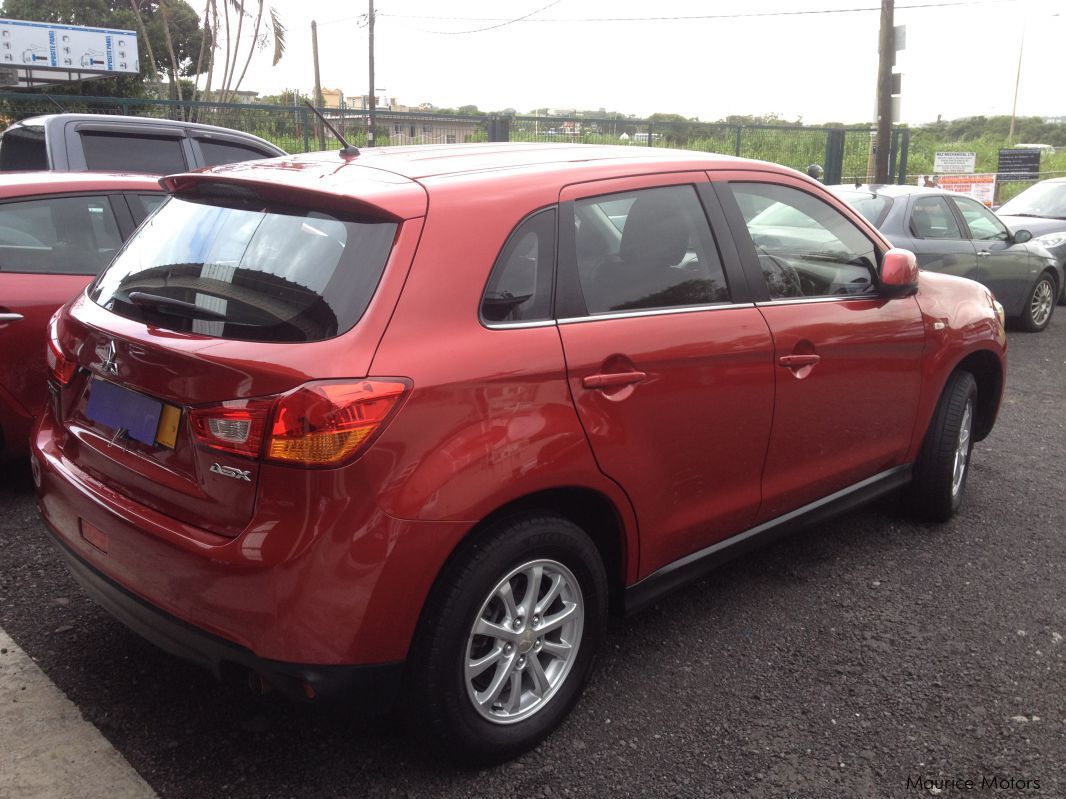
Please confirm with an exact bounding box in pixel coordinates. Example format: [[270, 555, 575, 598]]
[[127, 291, 227, 320]]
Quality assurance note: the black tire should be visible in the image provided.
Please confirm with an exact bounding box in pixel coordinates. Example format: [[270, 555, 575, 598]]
[[907, 370, 979, 522], [1018, 272, 1056, 332], [403, 512, 608, 764]]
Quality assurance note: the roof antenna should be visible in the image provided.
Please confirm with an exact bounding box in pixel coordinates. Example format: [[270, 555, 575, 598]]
[[44, 94, 66, 113], [303, 101, 360, 158]]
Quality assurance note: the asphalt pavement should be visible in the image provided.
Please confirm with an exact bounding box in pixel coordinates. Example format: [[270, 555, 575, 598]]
[[1, 316, 1063, 798]]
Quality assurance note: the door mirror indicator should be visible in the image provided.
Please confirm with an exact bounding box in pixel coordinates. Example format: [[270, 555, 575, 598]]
[[880, 248, 919, 299]]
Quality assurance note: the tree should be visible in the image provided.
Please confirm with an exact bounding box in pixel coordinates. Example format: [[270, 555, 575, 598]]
[[204, 0, 285, 105]]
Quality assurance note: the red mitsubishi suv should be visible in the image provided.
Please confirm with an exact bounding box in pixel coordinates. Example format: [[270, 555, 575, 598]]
[[32, 144, 1007, 763]]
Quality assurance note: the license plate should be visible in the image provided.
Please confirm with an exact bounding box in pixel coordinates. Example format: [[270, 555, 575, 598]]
[[85, 378, 180, 448]]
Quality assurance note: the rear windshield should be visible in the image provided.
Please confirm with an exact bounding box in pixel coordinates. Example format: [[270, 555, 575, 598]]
[[0, 125, 49, 171], [90, 196, 397, 342]]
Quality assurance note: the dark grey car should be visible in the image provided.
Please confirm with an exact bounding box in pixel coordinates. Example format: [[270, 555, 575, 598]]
[[830, 184, 1061, 332], [995, 177, 1066, 304]]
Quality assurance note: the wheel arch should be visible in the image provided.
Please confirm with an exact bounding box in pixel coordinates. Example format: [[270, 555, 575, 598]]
[[423, 487, 631, 621], [955, 349, 1004, 442]]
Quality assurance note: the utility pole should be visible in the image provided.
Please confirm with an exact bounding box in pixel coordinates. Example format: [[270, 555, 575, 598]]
[[1008, 22, 1025, 142], [367, 0, 376, 147], [874, 0, 895, 184], [311, 20, 325, 150]]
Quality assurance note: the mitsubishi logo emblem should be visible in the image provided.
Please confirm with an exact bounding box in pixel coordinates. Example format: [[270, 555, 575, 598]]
[[101, 340, 119, 376]]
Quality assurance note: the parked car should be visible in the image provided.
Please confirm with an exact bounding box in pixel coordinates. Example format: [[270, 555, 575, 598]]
[[0, 113, 285, 174], [33, 145, 1007, 763], [995, 177, 1066, 303], [827, 184, 1061, 332], [0, 172, 164, 459]]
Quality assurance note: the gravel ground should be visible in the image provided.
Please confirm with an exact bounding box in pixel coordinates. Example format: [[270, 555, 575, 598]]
[[1, 317, 1064, 798]]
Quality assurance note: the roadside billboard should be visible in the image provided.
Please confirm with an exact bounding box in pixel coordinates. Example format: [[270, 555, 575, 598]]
[[916, 173, 996, 207], [933, 152, 976, 174], [0, 18, 138, 75]]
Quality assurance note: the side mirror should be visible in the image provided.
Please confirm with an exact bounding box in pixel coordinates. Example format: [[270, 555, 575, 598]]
[[1012, 229, 1032, 244], [880, 248, 919, 298]]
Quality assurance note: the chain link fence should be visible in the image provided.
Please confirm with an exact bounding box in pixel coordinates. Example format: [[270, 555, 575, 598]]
[[1, 93, 907, 184]]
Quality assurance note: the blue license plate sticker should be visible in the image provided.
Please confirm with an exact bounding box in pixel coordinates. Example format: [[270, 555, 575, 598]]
[[85, 379, 163, 446]]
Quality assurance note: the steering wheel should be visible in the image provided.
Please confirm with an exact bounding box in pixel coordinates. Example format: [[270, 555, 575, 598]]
[[759, 252, 802, 298]]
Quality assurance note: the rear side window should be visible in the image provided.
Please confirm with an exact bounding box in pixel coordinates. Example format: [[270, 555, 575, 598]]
[[574, 185, 730, 314], [480, 209, 556, 324], [0, 125, 48, 170], [910, 196, 962, 239], [197, 139, 274, 167], [81, 132, 187, 174], [0, 195, 122, 274], [89, 196, 397, 343]]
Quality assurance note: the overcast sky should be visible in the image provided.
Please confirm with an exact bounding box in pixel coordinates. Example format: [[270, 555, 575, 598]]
[[233, 0, 1064, 124]]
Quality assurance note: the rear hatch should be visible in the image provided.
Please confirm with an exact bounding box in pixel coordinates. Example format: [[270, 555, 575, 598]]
[[48, 169, 425, 536]]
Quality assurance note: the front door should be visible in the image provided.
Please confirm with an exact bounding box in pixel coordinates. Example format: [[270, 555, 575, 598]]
[[716, 174, 926, 522]]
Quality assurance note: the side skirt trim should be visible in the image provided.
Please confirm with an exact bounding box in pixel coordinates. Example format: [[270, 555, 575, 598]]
[[624, 464, 912, 614]]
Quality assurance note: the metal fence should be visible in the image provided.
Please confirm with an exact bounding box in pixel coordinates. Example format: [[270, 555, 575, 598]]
[[0, 92, 910, 184]]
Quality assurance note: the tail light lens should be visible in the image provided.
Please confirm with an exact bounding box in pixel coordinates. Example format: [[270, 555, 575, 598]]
[[189, 398, 273, 457], [46, 334, 76, 385], [268, 380, 409, 466], [189, 379, 409, 466]]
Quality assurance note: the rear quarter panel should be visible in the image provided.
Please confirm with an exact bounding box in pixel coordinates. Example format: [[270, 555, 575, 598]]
[[368, 173, 640, 583]]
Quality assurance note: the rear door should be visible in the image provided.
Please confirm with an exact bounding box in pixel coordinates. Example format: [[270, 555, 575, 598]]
[[0, 192, 125, 419], [555, 173, 775, 577], [715, 173, 926, 522]]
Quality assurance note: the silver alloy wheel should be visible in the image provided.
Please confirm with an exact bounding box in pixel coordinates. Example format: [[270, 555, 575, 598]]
[[1030, 278, 1054, 328], [951, 398, 974, 497], [465, 558, 584, 724]]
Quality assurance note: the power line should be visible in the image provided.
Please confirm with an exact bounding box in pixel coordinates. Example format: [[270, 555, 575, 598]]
[[380, 0, 1019, 31], [426, 0, 564, 34]]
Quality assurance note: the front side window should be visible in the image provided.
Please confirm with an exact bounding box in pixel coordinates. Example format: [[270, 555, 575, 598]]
[[90, 196, 397, 342], [952, 196, 1009, 241], [732, 183, 877, 299], [0, 195, 121, 275], [481, 209, 556, 324], [573, 185, 730, 314]]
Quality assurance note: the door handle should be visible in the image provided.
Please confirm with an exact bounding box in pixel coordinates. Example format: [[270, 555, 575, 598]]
[[977, 251, 991, 257], [582, 371, 647, 389], [0, 313, 24, 323], [778, 354, 821, 368]]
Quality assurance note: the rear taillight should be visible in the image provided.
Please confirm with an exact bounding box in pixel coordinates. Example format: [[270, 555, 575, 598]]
[[46, 320, 76, 385], [268, 380, 409, 466], [188, 379, 409, 466], [189, 398, 273, 457]]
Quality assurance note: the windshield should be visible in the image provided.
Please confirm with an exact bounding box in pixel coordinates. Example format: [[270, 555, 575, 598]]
[[90, 196, 397, 342], [835, 191, 893, 227], [998, 181, 1066, 219]]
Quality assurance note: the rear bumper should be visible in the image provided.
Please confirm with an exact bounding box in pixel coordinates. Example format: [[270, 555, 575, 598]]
[[31, 408, 470, 671], [44, 517, 403, 711]]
